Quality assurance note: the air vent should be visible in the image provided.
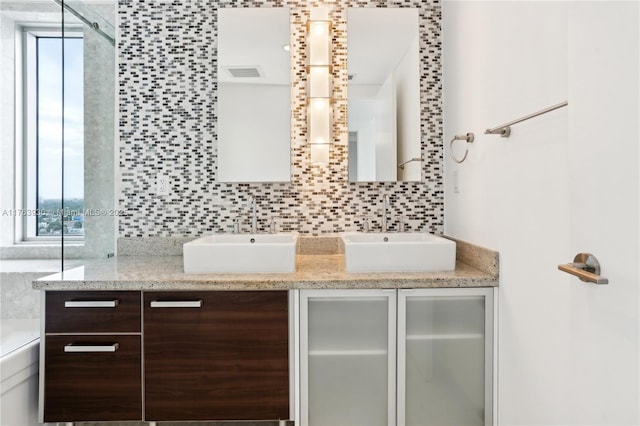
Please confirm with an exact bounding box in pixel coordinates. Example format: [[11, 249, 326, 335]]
[[225, 66, 262, 78]]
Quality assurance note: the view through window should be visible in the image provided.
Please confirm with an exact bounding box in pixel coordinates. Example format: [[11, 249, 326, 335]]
[[35, 36, 84, 237]]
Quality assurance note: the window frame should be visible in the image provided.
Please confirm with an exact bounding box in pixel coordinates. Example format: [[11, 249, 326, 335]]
[[19, 26, 84, 243]]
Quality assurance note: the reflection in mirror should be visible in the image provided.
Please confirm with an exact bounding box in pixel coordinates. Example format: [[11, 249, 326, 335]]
[[218, 8, 291, 183], [347, 8, 420, 182]]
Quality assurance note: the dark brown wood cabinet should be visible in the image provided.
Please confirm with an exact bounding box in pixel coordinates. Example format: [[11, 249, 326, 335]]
[[143, 291, 290, 421], [42, 289, 290, 423], [44, 335, 142, 422], [43, 291, 143, 423], [45, 290, 142, 334]]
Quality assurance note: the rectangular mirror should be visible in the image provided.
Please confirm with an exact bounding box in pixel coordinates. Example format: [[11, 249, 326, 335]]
[[347, 8, 421, 182], [217, 8, 291, 182]]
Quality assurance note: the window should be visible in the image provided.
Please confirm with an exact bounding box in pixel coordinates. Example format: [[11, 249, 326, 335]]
[[22, 29, 84, 240]]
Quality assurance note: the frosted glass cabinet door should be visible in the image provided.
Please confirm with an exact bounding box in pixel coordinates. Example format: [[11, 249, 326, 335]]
[[398, 288, 494, 426], [300, 290, 396, 426]]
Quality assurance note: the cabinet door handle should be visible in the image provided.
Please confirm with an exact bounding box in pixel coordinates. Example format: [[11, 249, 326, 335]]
[[64, 300, 119, 308], [150, 300, 203, 308], [64, 343, 119, 353]]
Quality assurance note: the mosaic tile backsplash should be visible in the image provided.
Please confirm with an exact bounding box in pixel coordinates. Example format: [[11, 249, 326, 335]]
[[117, 0, 442, 238]]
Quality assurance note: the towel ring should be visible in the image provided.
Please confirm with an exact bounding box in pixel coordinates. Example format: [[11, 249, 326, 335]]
[[449, 133, 475, 164]]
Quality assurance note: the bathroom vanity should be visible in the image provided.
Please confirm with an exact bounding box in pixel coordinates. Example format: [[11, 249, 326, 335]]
[[42, 290, 289, 423], [34, 237, 498, 425]]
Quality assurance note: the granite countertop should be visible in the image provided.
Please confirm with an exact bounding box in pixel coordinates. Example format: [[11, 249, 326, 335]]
[[32, 237, 499, 291]]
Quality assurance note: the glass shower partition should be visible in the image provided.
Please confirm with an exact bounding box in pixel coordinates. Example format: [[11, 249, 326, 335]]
[[60, 0, 116, 270]]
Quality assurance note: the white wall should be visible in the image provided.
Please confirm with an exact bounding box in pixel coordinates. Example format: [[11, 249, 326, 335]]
[[566, 3, 639, 423], [443, 1, 638, 424], [0, 10, 18, 248]]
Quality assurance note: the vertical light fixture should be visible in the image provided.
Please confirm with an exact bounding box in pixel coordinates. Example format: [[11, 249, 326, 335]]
[[307, 8, 332, 164]]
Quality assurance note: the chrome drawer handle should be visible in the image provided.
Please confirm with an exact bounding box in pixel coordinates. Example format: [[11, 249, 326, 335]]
[[64, 300, 119, 308], [64, 343, 119, 353], [150, 300, 203, 308]]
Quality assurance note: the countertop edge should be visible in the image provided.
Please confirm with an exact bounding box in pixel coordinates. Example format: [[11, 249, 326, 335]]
[[33, 261, 497, 291], [33, 279, 498, 291]]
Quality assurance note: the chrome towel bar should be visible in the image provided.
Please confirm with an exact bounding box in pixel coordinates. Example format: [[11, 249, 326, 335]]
[[485, 101, 568, 138], [398, 157, 421, 169], [558, 253, 608, 284]]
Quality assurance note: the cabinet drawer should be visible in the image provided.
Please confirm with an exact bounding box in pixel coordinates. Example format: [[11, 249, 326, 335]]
[[46, 291, 141, 333], [44, 334, 142, 422]]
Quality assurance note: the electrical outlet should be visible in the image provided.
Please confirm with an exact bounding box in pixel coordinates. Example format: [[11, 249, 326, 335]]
[[453, 170, 460, 194], [157, 175, 170, 196]]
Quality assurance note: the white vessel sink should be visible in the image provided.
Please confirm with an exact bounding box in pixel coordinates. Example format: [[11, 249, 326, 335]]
[[183, 233, 298, 274], [341, 232, 456, 273]]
